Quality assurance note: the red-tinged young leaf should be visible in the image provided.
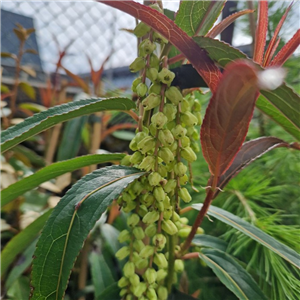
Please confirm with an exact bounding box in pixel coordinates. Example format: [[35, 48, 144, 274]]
[[270, 29, 300, 67], [209, 137, 297, 198], [263, 2, 292, 66], [253, 1, 268, 65], [61, 66, 89, 94], [201, 60, 259, 183], [207, 9, 254, 39], [99, 0, 221, 92]]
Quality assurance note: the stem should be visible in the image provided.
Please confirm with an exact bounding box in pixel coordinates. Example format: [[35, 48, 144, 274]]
[[181, 252, 200, 260], [166, 233, 175, 293], [180, 188, 214, 254]]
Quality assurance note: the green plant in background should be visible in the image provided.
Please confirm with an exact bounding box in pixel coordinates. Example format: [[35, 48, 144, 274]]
[[1, 1, 300, 300]]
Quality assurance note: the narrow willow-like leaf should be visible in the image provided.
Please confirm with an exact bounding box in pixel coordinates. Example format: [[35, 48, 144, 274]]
[[1, 153, 125, 207], [192, 234, 228, 252], [30, 166, 145, 300], [194, 36, 300, 140], [175, 1, 225, 36], [193, 204, 300, 269], [210, 137, 293, 198], [1, 210, 52, 276], [99, 0, 221, 92], [1, 97, 135, 153], [201, 60, 259, 179], [199, 249, 267, 300], [89, 252, 115, 299]]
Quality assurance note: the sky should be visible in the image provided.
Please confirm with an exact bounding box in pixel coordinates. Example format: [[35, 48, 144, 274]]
[[1, 1, 299, 74]]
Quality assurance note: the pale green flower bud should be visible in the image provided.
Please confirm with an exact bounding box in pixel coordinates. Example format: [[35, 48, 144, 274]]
[[116, 246, 130, 260], [124, 261, 135, 278], [163, 104, 177, 121], [149, 54, 160, 69], [166, 120, 176, 130], [174, 162, 187, 177], [172, 124, 187, 139], [191, 141, 200, 153], [132, 180, 144, 194], [169, 140, 178, 152], [133, 240, 145, 253], [153, 31, 168, 44], [140, 245, 155, 259], [193, 100, 201, 112], [120, 288, 127, 297], [139, 155, 155, 171], [180, 146, 197, 162], [174, 259, 184, 273], [143, 210, 160, 224], [149, 82, 162, 94], [123, 200, 136, 213], [133, 282, 147, 297], [133, 227, 145, 240], [172, 211, 180, 222], [129, 139, 138, 152], [178, 187, 192, 203], [118, 229, 131, 243], [142, 93, 161, 111], [153, 253, 168, 269], [152, 233, 166, 250], [148, 172, 162, 186], [138, 204, 148, 217], [138, 136, 156, 154], [163, 209, 172, 221], [157, 164, 168, 177], [129, 273, 140, 286], [146, 287, 158, 300], [179, 174, 189, 185], [149, 123, 157, 137], [136, 82, 148, 97], [131, 76, 142, 93], [197, 227, 205, 234], [135, 131, 148, 143], [134, 22, 151, 38], [130, 151, 143, 164], [157, 286, 168, 300], [122, 191, 134, 202], [156, 201, 164, 212], [180, 217, 189, 225], [141, 193, 155, 207], [135, 258, 148, 269], [121, 155, 131, 166], [162, 219, 178, 235], [178, 227, 191, 238], [163, 196, 171, 207], [156, 269, 168, 282], [158, 68, 175, 85], [132, 251, 140, 263], [151, 112, 168, 129], [127, 213, 140, 228], [153, 186, 166, 202], [129, 57, 146, 72], [145, 223, 157, 237], [118, 276, 129, 288], [163, 179, 176, 193], [194, 111, 202, 125], [144, 268, 157, 284], [175, 221, 183, 230], [181, 111, 198, 126], [146, 68, 158, 82], [180, 99, 190, 113], [181, 136, 190, 148], [165, 86, 183, 104], [158, 147, 174, 164], [158, 129, 174, 146], [126, 294, 134, 300]]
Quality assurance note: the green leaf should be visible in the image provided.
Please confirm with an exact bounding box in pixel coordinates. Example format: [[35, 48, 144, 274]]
[[193, 36, 300, 140], [18, 103, 47, 113], [112, 130, 136, 141], [57, 116, 88, 160], [30, 166, 145, 300], [192, 234, 228, 252], [96, 282, 120, 300], [1, 210, 52, 276], [1, 97, 135, 153], [1, 153, 125, 207], [5, 239, 37, 289], [19, 81, 36, 100], [100, 223, 121, 254], [175, 1, 225, 36], [6, 276, 30, 300], [168, 288, 197, 300], [199, 249, 267, 300], [89, 252, 115, 299], [192, 204, 300, 269], [13, 145, 46, 167]]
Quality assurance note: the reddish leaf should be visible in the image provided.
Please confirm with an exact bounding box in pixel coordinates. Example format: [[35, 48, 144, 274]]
[[207, 9, 254, 39], [263, 2, 292, 66], [270, 29, 300, 67], [61, 66, 89, 94], [99, 0, 221, 92], [209, 137, 297, 198], [253, 1, 268, 65], [200, 60, 259, 184]]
